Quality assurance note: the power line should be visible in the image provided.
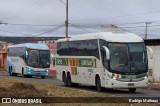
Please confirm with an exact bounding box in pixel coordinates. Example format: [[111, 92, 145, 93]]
[[69, 24, 91, 33], [58, 0, 66, 5], [33, 24, 65, 37], [0, 29, 34, 35], [9, 0, 45, 19], [69, 23, 160, 29], [0, 24, 65, 37], [20, 0, 51, 17], [70, 21, 160, 27], [71, 10, 160, 22], [6, 23, 62, 27]]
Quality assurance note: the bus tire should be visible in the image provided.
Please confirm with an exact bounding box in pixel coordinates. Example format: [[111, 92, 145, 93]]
[[73, 83, 79, 87], [129, 88, 136, 93], [41, 76, 45, 79], [28, 75, 32, 78], [63, 72, 68, 86], [96, 76, 103, 92], [9, 66, 13, 76], [22, 68, 26, 78], [67, 73, 73, 87], [13, 73, 17, 76]]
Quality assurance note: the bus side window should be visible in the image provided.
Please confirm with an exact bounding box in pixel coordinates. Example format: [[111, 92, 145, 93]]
[[101, 48, 108, 69]]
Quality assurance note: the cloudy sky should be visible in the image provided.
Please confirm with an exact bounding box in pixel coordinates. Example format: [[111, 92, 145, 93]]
[[0, 0, 160, 38]]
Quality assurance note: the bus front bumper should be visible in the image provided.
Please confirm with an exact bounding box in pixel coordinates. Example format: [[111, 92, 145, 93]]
[[25, 69, 49, 76], [105, 78, 148, 89]]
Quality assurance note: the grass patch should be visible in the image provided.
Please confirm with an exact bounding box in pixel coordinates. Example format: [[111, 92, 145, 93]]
[[0, 82, 48, 97], [0, 77, 108, 97]]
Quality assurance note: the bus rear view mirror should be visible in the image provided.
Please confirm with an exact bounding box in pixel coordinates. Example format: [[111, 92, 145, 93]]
[[103, 46, 110, 60], [146, 47, 153, 59], [25, 51, 28, 58], [51, 54, 55, 67]]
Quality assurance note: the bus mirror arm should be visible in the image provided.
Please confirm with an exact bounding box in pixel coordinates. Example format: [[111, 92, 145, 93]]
[[146, 47, 153, 59], [25, 51, 28, 58], [103, 46, 110, 60]]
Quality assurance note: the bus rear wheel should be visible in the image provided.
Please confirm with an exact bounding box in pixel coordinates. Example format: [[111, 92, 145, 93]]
[[9, 68, 13, 76], [96, 76, 103, 92], [129, 88, 136, 93], [9, 67, 17, 76], [67, 73, 73, 87]]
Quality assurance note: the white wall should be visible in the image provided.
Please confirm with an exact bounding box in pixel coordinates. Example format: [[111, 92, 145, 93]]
[[147, 46, 160, 82]]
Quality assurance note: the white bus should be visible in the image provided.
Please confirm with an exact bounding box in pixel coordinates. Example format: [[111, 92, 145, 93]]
[[6, 43, 50, 79], [56, 32, 152, 92]]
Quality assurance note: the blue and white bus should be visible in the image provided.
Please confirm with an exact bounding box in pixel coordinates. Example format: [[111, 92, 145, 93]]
[[6, 43, 50, 79]]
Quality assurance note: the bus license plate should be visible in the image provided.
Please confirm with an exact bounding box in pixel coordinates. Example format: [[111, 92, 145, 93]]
[[128, 83, 134, 86]]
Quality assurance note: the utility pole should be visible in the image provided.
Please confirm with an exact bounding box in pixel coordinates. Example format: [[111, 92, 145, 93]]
[[145, 22, 151, 39], [65, 0, 69, 38]]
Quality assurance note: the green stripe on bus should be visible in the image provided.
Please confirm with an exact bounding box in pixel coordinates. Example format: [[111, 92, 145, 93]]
[[56, 58, 96, 68], [112, 73, 147, 79], [74, 67, 77, 75], [121, 73, 147, 79], [72, 58, 75, 66]]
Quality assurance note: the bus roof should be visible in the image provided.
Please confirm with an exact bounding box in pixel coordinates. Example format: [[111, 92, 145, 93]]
[[58, 32, 144, 43], [9, 43, 49, 50]]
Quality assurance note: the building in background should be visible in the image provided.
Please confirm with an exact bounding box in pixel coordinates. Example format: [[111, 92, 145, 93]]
[[0, 42, 12, 71], [145, 39, 160, 82]]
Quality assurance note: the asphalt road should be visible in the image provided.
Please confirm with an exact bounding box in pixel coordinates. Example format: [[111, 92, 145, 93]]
[[0, 72, 160, 97]]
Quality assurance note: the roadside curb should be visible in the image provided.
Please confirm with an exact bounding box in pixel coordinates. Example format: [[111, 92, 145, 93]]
[[147, 83, 160, 90]]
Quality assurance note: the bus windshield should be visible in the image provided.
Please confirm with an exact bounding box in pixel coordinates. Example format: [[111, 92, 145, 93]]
[[109, 43, 147, 75], [28, 49, 50, 68]]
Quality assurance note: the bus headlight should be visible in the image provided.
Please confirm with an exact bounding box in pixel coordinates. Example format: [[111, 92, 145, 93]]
[[113, 77, 117, 80], [112, 74, 121, 79], [144, 76, 148, 79], [46, 70, 49, 72]]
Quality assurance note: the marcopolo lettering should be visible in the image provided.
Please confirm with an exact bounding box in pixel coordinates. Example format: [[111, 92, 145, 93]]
[[81, 60, 92, 66], [79, 59, 94, 67]]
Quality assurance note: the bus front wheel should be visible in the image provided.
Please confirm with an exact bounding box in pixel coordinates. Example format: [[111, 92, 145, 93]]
[[41, 76, 45, 79], [22, 69, 26, 78], [129, 88, 136, 93], [96, 76, 103, 92], [63, 72, 68, 86]]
